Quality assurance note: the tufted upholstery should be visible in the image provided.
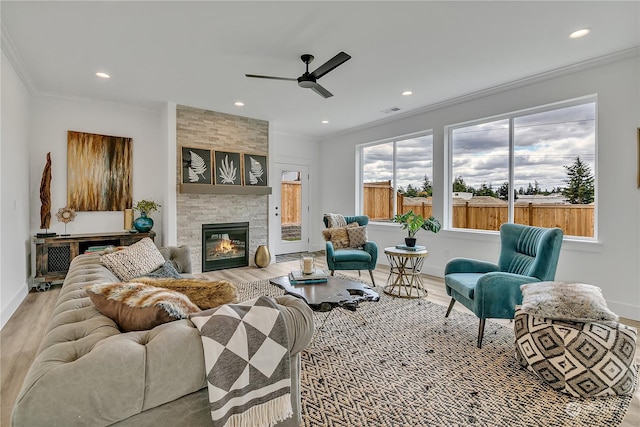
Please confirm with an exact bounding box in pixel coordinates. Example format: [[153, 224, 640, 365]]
[[12, 249, 314, 427], [444, 223, 563, 348]]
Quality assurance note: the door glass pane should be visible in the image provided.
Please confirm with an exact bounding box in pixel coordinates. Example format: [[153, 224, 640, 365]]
[[451, 119, 509, 230], [362, 142, 393, 221], [514, 103, 595, 237], [281, 170, 301, 241]]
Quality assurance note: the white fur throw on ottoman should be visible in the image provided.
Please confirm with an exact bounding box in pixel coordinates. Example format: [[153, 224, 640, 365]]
[[514, 282, 637, 398]]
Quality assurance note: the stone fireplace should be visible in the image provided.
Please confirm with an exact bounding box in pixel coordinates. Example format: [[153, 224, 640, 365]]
[[202, 222, 249, 271], [176, 105, 269, 273]]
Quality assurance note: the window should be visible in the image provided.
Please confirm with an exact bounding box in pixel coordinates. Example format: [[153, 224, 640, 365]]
[[447, 97, 596, 238], [359, 132, 433, 221]]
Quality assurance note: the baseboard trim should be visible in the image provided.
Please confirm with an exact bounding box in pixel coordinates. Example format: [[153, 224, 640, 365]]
[[607, 300, 640, 323], [1, 284, 29, 330]]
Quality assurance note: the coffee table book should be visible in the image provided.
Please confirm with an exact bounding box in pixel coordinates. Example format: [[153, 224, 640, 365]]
[[288, 272, 327, 284], [395, 244, 426, 251], [290, 269, 328, 280]]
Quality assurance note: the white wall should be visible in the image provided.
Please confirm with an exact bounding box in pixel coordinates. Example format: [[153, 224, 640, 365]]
[[29, 96, 167, 244], [270, 131, 323, 253], [320, 55, 640, 320], [1, 51, 32, 328]]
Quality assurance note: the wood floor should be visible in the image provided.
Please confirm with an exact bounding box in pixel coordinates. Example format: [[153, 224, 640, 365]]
[[2, 257, 639, 427]]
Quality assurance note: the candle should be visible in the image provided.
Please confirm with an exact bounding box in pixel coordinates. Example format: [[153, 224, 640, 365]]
[[302, 256, 314, 274], [124, 209, 133, 230]]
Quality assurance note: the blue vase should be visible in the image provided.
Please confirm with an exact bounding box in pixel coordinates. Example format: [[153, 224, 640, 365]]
[[133, 212, 154, 232]]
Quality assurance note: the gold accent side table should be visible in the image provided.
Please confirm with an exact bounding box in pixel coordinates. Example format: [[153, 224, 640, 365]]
[[384, 247, 429, 298]]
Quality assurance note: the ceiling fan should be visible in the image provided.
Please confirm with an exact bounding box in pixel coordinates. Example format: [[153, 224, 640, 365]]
[[245, 51, 351, 98]]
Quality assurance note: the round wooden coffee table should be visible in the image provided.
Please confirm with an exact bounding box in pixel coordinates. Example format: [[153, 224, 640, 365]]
[[384, 247, 429, 298]]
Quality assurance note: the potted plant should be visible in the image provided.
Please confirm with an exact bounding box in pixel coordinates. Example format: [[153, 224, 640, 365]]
[[392, 210, 441, 247], [132, 199, 161, 232]]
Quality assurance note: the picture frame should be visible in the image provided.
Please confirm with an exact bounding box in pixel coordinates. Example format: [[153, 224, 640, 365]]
[[182, 147, 212, 184], [67, 131, 132, 211], [214, 151, 242, 186], [243, 153, 268, 187]]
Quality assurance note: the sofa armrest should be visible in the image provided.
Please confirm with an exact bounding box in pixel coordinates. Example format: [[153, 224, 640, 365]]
[[273, 295, 314, 355]]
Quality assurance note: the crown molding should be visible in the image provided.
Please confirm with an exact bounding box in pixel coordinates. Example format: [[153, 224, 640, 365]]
[[38, 90, 162, 113], [325, 46, 640, 141], [1, 22, 36, 95]]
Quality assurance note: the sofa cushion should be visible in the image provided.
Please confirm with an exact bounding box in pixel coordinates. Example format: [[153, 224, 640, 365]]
[[520, 281, 619, 322], [100, 237, 166, 281], [85, 282, 201, 332], [132, 277, 238, 310]]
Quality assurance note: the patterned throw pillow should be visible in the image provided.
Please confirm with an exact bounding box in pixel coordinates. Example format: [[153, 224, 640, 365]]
[[100, 237, 166, 281], [347, 226, 367, 248], [322, 222, 359, 249], [324, 213, 347, 228], [85, 282, 201, 332]]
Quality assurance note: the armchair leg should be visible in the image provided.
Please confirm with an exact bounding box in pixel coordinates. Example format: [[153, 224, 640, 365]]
[[330, 270, 335, 276], [368, 270, 376, 286], [445, 298, 456, 317], [477, 318, 486, 348]]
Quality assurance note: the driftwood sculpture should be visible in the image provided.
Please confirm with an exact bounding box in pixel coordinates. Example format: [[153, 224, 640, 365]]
[[39, 152, 52, 230]]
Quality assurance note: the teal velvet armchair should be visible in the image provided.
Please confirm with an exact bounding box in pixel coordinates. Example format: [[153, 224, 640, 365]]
[[323, 215, 378, 285], [444, 223, 563, 348]]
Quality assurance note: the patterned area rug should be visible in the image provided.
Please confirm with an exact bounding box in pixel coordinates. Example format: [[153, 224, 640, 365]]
[[237, 278, 636, 427]]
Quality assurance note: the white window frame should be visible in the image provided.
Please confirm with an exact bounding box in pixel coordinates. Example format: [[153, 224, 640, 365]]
[[444, 95, 598, 239], [356, 130, 434, 220]]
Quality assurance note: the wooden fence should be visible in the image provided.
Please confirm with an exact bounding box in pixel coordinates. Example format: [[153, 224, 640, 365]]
[[281, 181, 594, 237]]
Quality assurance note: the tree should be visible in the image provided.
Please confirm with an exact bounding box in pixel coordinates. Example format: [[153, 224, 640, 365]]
[[562, 156, 594, 204], [497, 182, 513, 201], [421, 175, 433, 196], [404, 184, 419, 197], [475, 182, 496, 197], [453, 176, 472, 193]]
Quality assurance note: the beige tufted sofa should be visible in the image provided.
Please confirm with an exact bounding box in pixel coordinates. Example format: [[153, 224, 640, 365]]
[[12, 248, 314, 427]]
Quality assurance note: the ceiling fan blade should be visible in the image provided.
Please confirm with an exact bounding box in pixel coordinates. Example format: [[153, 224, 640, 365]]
[[310, 51, 351, 79], [245, 74, 297, 81], [310, 83, 333, 98]]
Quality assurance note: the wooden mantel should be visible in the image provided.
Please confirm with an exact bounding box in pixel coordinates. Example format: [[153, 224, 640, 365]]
[[179, 184, 272, 195]]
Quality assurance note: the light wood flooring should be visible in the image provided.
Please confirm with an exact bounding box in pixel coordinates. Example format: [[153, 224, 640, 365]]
[[2, 257, 639, 427]]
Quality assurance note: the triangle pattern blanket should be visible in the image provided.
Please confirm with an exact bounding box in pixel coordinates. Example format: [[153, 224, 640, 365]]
[[190, 296, 292, 427]]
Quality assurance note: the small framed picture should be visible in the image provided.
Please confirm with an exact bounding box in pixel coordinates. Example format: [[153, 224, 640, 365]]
[[214, 151, 242, 186], [243, 153, 268, 186], [182, 147, 212, 184]]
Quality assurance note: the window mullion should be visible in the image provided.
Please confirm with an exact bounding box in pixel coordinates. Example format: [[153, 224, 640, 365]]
[[508, 117, 515, 223]]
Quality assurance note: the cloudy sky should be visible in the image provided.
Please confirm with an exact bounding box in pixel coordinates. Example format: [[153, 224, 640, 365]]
[[363, 102, 595, 193]]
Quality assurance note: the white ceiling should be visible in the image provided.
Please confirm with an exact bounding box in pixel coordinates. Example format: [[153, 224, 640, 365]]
[[2, 1, 639, 138]]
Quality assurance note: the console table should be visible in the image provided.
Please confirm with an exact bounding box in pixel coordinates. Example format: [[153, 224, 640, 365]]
[[32, 231, 156, 291]]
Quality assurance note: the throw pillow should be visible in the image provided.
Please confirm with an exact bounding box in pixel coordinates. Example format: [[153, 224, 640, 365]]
[[322, 222, 359, 249], [324, 213, 347, 228], [132, 277, 238, 310], [347, 225, 367, 248], [520, 281, 619, 322], [85, 282, 201, 332], [100, 237, 165, 281], [135, 261, 183, 279]]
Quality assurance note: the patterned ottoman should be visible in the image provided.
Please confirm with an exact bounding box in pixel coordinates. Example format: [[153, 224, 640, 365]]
[[514, 309, 637, 397]]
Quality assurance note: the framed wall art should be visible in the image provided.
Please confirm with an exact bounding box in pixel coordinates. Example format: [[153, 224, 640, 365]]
[[243, 153, 267, 187], [214, 151, 242, 186], [67, 131, 132, 211], [182, 147, 212, 184]]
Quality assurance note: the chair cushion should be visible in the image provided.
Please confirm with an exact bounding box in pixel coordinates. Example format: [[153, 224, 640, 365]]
[[445, 273, 486, 299], [333, 248, 372, 263]]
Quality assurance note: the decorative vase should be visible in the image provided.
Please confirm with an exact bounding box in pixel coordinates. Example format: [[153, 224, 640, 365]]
[[255, 245, 271, 268], [405, 237, 417, 247], [133, 212, 154, 232]]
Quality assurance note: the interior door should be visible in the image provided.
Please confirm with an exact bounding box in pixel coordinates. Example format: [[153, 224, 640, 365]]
[[273, 163, 309, 255]]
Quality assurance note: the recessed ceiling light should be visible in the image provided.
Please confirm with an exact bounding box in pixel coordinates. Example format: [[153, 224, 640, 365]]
[[321, 120, 329, 124], [234, 101, 244, 107], [569, 29, 590, 39], [402, 90, 413, 96], [95, 72, 110, 79]]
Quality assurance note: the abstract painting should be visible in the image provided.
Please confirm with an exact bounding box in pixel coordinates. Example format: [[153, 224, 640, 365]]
[[214, 151, 241, 186], [67, 131, 132, 211], [243, 153, 267, 186], [182, 147, 212, 184]]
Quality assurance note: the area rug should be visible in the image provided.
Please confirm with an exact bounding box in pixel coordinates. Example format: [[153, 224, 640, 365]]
[[237, 278, 637, 427]]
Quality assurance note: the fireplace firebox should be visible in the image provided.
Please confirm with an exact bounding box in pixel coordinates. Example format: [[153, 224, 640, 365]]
[[202, 222, 249, 272]]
